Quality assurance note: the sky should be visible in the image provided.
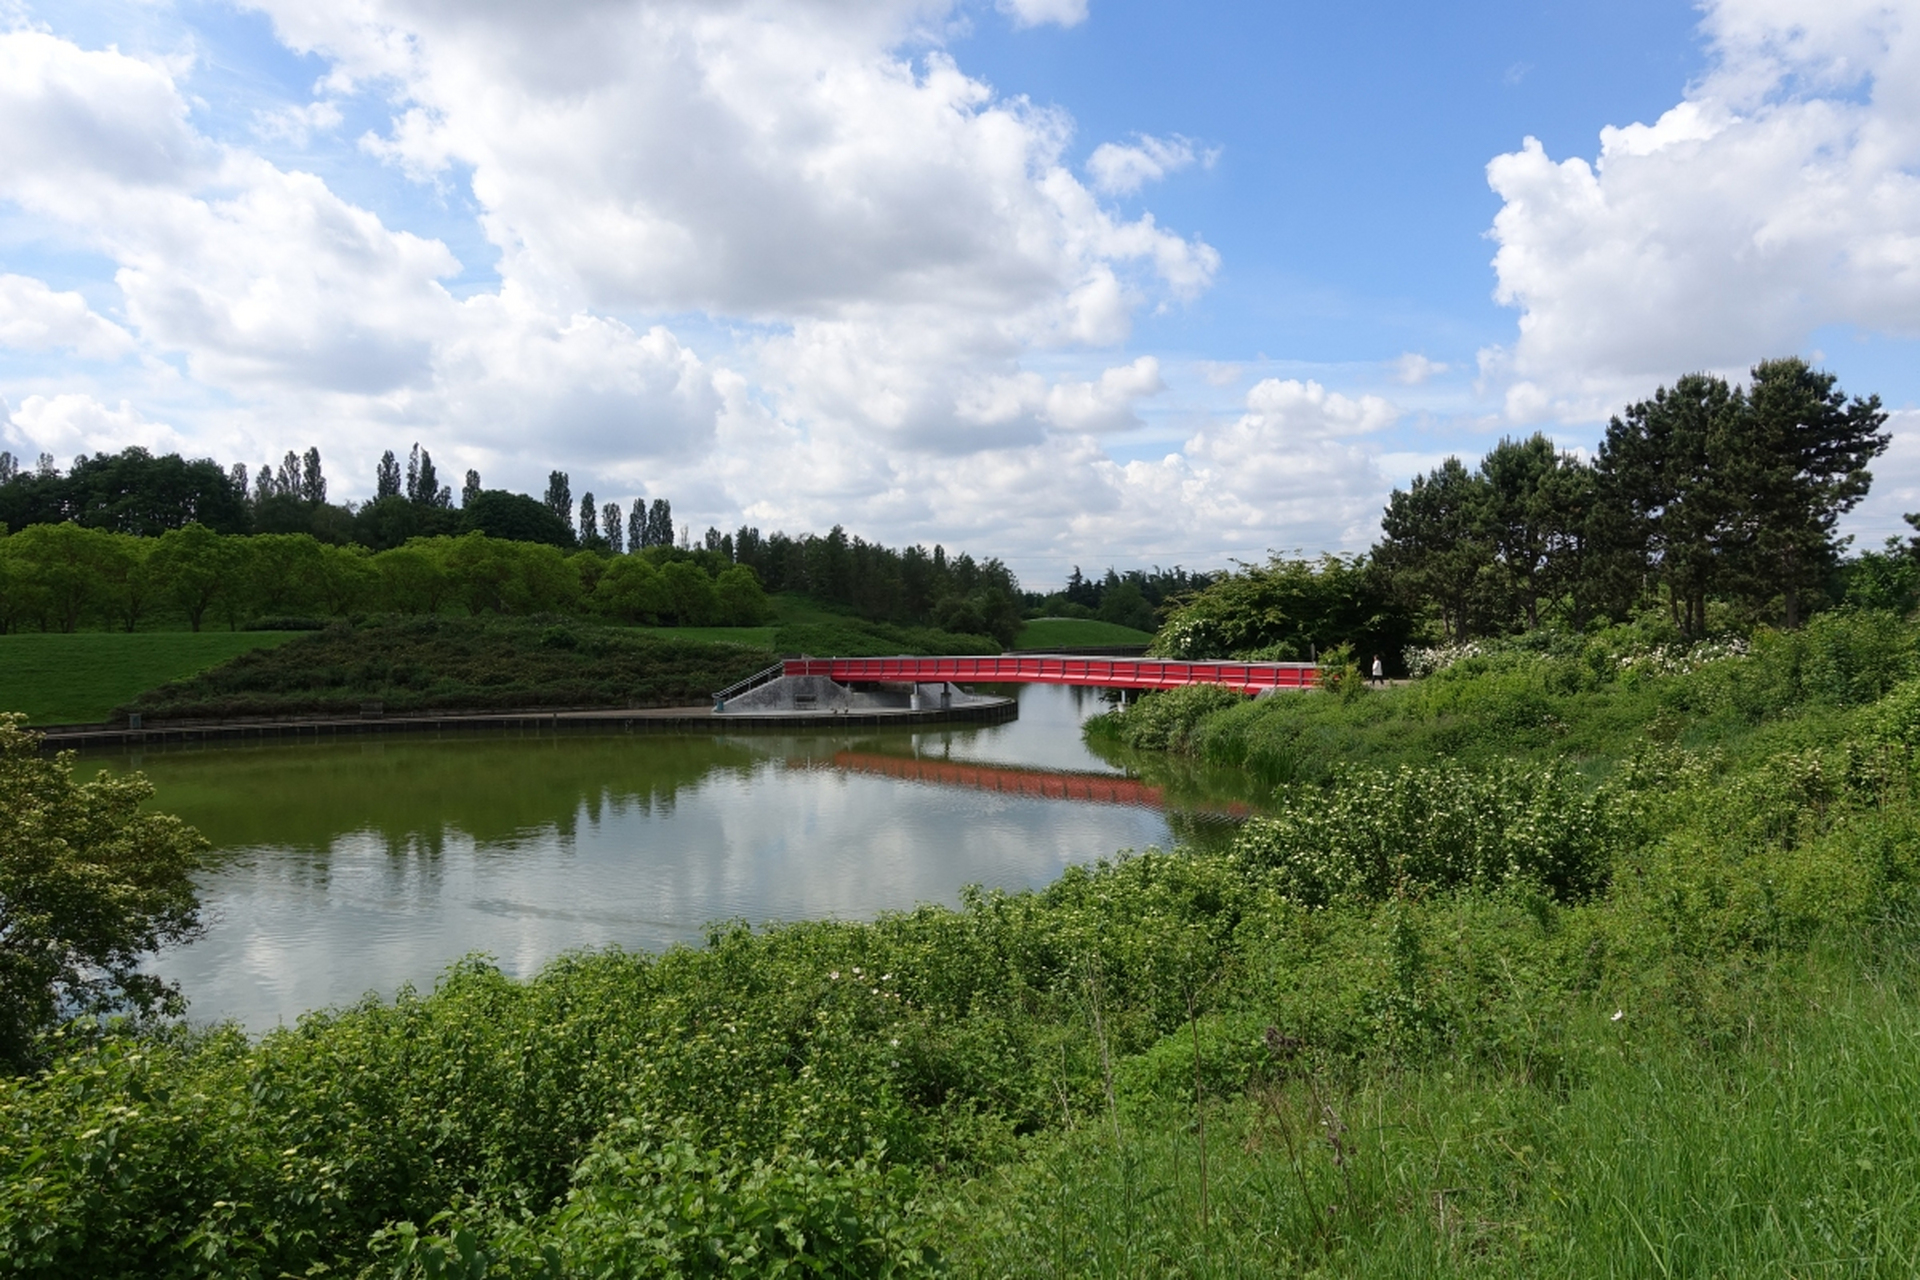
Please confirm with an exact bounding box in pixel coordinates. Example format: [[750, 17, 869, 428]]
[[1, 0, 1918, 586]]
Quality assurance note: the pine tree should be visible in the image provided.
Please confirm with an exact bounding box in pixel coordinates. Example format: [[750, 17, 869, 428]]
[[1377, 457, 1493, 642], [1596, 374, 1740, 637], [375, 451, 402, 500], [1733, 358, 1889, 627]]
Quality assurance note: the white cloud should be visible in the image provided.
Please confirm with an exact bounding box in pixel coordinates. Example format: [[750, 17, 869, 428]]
[[252, 98, 343, 146], [997, 0, 1089, 30], [2, 392, 181, 461], [0, 274, 133, 358], [1043, 356, 1164, 432], [1392, 352, 1448, 385], [1086, 134, 1212, 196], [1484, 0, 1920, 421], [0, 10, 1411, 580]]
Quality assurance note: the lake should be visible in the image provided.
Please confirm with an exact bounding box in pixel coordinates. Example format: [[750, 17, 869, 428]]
[[103, 683, 1254, 1030]]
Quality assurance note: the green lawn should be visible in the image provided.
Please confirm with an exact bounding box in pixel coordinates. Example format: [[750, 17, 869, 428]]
[[1015, 616, 1155, 649], [0, 632, 301, 725]]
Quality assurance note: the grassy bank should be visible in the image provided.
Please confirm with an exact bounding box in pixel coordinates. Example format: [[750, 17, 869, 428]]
[[0, 631, 301, 724], [5, 612, 1920, 1275], [117, 615, 776, 721], [1088, 613, 1902, 784], [1015, 617, 1155, 649]]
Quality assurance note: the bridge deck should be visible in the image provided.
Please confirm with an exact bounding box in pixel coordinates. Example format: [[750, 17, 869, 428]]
[[783, 654, 1317, 694]]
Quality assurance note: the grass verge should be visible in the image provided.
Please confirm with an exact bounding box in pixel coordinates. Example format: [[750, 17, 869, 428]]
[[0, 631, 300, 724], [1016, 617, 1155, 649]]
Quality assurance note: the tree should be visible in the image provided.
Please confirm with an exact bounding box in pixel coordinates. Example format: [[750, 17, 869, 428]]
[[64, 448, 249, 536], [1732, 357, 1889, 627], [413, 446, 451, 509], [627, 504, 644, 552], [460, 490, 576, 548], [374, 543, 452, 614], [375, 450, 403, 500], [1596, 373, 1740, 637], [0, 715, 207, 1070], [646, 498, 672, 549], [301, 447, 326, 504], [3, 524, 117, 632], [1378, 457, 1494, 642], [461, 469, 482, 508], [579, 492, 600, 545], [603, 502, 624, 554], [147, 523, 237, 631], [544, 471, 572, 529]]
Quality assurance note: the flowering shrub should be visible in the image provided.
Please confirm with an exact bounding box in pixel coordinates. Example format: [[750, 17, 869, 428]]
[[1231, 760, 1612, 906]]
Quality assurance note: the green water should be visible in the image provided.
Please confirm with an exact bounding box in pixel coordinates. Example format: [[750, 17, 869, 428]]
[[107, 685, 1253, 1029]]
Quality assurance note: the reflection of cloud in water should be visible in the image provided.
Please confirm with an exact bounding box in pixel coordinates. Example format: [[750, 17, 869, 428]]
[[149, 685, 1178, 1030]]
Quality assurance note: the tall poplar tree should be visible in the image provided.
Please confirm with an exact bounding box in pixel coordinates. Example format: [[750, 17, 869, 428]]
[[544, 472, 571, 528], [375, 451, 403, 500]]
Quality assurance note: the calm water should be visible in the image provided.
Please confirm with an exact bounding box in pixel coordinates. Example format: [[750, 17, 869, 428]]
[[104, 684, 1252, 1030]]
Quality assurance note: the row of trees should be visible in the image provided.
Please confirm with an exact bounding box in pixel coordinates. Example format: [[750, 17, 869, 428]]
[[0, 526, 769, 634], [1377, 358, 1889, 640], [0, 443, 1026, 640]]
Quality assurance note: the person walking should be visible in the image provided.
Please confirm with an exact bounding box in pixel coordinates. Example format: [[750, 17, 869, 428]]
[[1370, 654, 1385, 686]]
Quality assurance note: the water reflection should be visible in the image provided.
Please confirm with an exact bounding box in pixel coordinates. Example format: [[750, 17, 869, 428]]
[[108, 684, 1258, 1030]]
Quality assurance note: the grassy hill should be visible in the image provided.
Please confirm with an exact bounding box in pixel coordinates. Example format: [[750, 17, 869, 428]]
[[117, 616, 774, 721], [0, 631, 301, 725], [1014, 616, 1155, 649]]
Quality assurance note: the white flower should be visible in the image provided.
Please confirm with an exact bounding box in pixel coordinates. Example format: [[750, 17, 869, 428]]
[[1611, 1009, 1624, 1022]]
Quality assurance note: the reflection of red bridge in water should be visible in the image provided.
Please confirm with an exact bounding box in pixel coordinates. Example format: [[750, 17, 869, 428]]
[[784, 655, 1317, 694], [822, 751, 1251, 817]]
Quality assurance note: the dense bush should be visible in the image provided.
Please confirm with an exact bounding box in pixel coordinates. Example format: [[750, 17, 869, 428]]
[[1232, 761, 1612, 906], [118, 616, 776, 721]]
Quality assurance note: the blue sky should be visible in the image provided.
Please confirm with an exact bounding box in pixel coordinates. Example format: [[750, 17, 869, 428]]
[[1, 0, 1917, 580]]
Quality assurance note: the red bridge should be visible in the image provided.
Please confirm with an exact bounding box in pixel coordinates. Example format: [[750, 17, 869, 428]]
[[782, 654, 1317, 694]]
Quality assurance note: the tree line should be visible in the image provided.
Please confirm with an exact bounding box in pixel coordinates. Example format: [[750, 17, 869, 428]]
[[0, 526, 769, 633], [1155, 358, 1896, 664], [1377, 357, 1889, 641], [0, 442, 1032, 643]]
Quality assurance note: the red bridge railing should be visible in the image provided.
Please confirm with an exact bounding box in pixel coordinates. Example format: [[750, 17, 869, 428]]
[[782, 654, 1317, 694]]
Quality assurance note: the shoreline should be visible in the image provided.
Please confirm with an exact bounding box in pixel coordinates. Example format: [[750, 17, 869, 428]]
[[37, 696, 1020, 751]]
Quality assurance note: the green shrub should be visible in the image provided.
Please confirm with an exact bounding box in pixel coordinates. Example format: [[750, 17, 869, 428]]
[[1231, 761, 1613, 906]]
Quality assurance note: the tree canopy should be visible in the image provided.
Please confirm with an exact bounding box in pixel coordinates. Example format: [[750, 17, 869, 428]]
[[0, 717, 207, 1070]]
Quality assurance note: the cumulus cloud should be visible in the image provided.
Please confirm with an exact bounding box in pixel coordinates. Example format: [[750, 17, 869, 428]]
[[0, 7, 1382, 578], [1, 392, 180, 461], [1483, 0, 1920, 421], [1086, 133, 1212, 195], [0, 275, 133, 358]]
